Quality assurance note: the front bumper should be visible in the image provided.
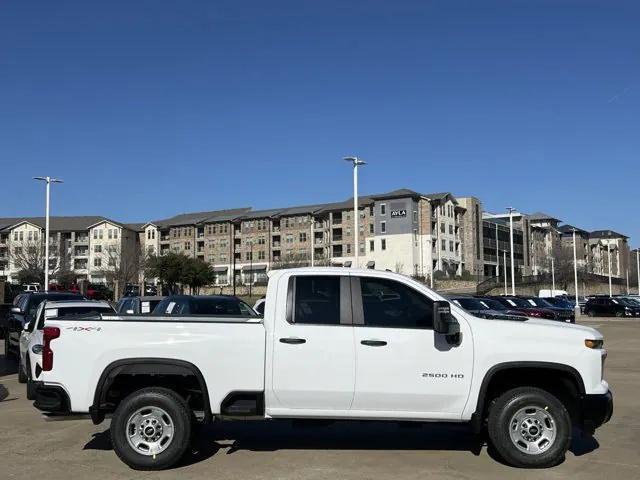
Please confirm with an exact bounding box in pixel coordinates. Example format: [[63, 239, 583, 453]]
[[32, 381, 70, 415], [581, 390, 613, 435]]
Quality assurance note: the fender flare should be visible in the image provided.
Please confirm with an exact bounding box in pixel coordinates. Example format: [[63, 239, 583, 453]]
[[470, 361, 585, 433], [89, 358, 211, 425]]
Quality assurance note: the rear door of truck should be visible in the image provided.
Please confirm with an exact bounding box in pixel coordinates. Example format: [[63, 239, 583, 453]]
[[270, 273, 356, 412]]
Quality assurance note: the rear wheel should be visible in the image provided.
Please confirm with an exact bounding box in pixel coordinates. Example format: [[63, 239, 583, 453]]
[[615, 310, 624, 318], [487, 387, 571, 468], [110, 387, 192, 470]]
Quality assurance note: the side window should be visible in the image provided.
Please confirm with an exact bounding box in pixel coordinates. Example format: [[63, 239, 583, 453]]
[[292, 276, 341, 325], [358, 277, 433, 329]]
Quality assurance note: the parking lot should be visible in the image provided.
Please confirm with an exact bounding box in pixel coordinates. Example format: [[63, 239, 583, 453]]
[[1, 317, 638, 480]]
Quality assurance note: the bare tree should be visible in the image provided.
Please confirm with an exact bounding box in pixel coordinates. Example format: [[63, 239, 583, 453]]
[[12, 239, 51, 284], [98, 244, 142, 297]]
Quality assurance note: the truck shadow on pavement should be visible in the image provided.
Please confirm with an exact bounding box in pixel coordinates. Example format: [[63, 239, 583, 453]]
[[85, 419, 600, 468]]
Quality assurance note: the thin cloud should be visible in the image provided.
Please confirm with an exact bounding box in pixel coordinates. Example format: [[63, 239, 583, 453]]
[[607, 86, 631, 104]]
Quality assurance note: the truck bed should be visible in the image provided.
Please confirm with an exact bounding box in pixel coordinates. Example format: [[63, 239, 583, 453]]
[[40, 314, 266, 414]]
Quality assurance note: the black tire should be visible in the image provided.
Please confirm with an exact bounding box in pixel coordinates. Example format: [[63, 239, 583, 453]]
[[110, 387, 192, 470], [615, 310, 623, 318], [487, 387, 571, 468], [18, 356, 27, 383], [26, 357, 36, 400]]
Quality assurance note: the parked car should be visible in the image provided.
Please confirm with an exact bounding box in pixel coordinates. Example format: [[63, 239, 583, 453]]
[[253, 297, 266, 315], [473, 297, 528, 317], [487, 295, 557, 320], [447, 296, 525, 321], [152, 295, 258, 317], [4, 292, 83, 358], [32, 268, 612, 470], [116, 296, 165, 315], [538, 289, 568, 298], [19, 299, 115, 399], [69, 283, 114, 301], [584, 297, 640, 317], [519, 296, 575, 323]]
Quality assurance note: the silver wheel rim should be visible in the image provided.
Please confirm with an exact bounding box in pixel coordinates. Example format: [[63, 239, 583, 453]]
[[125, 406, 175, 456], [508, 406, 557, 455]]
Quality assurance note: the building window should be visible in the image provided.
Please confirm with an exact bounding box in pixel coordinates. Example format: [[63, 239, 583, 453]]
[[380, 204, 386, 215], [369, 223, 374, 234], [449, 240, 454, 252], [369, 206, 374, 216], [440, 223, 445, 233], [94, 245, 102, 253], [359, 242, 365, 254], [413, 228, 418, 246], [369, 240, 374, 252], [449, 225, 453, 235], [94, 258, 102, 267], [441, 239, 446, 250], [258, 250, 265, 260], [346, 244, 351, 254], [413, 211, 418, 222], [286, 234, 294, 244], [381, 239, 387, 250], [380, 221, 386, 234], [246, 251, 252, 261], [299, 232, 307, 242], [185, 242, 191, 250]]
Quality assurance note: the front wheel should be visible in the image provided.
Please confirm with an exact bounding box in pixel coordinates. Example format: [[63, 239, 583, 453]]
[[110, 387, 192, 470], [487, 387, 571, 468]]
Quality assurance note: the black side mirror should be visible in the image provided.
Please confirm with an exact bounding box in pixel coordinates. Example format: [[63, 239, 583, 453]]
[[433, 301, 461, 343]]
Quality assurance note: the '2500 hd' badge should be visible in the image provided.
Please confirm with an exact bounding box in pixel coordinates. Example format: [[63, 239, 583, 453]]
[[422, 373, 464, 379]]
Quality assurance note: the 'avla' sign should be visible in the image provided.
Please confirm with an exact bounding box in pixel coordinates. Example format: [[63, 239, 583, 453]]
[[391, 209, 407, 218]]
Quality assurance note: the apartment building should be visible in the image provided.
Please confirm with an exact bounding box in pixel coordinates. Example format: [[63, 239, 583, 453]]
[[0, 216, 138, 284], [559, 225, 590, 267], [134, 188, 469, 282], [588, 230, 630, 279]]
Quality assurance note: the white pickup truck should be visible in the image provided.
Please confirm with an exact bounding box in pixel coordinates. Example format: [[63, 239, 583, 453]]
[[32, 268, 612, 471]]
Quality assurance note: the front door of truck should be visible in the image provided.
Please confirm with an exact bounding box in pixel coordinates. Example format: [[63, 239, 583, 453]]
[[271, 274, 355, 412], [350, 275, 473, 419]]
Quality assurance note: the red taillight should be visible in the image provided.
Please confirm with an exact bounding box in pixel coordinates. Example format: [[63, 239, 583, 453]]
[[42, 326, 60, 372]]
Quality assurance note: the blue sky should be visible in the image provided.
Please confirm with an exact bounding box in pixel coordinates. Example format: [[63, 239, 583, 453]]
[[1, 1, 638, 245]]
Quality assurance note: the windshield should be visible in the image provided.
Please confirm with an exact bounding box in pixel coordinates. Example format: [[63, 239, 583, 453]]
[[503, 297, 534, 308], [25, 293, 83, 318], [451, 298, 489, 311], [524, 297, 554, 308], [479, 298, 508, 310]]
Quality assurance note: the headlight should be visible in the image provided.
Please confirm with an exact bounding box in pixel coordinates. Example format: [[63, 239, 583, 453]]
[[585, 339, 604, 349]]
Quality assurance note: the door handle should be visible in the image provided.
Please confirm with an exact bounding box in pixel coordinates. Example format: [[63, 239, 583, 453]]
[[361, 340, 387, 347], [279, 337, 306, 345]]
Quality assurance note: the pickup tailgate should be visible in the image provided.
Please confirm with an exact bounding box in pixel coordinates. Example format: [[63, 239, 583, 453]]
[[40, 315, 266, 414]]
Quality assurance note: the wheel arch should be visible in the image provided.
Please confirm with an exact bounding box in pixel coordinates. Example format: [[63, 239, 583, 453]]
[[471, 361, 585, 433], [90, 358, 212, 425]]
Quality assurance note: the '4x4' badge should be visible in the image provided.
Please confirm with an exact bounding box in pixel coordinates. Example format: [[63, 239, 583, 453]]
[[65, 326, 102, 332]]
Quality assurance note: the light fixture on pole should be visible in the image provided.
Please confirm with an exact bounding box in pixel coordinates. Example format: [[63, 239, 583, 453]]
[[572, 229, 579, 310], [33, 176, 63, 292], [506, 207, 516, 295], [344, 156, 366, 268]]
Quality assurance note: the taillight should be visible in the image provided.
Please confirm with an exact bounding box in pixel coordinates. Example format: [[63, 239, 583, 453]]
[[42, 326, 60, 372]]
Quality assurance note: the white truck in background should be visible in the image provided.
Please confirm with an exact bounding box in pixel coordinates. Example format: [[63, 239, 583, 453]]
[[32, 268, 612, 470]]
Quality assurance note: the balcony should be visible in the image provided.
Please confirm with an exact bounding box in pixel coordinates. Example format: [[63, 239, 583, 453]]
[[332, 235, 343, 242], [74, 235, 89, 243], [272, 241, 281, 248]]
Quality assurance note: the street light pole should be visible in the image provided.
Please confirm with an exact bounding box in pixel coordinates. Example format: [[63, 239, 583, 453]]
[[344, 157, 366, 268], [503, 250, 508, 296], [637, 249, 640, 296], [33, 176, 63, 292], [607, 241, 613, 297], [572, 229, 579, 309], [551, 257, 555, 297], [507, 207, 516, 295]]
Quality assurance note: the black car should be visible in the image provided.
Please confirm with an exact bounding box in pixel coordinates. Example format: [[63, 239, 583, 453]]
[[487, 296, 558, 320], [4, 292, 84, 357], [152, 295, 258, 317], [116, 296, 165, 315], [519, 296, 575, 323], [448, 296, 525, 321], [584, 297, 640, 317]]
